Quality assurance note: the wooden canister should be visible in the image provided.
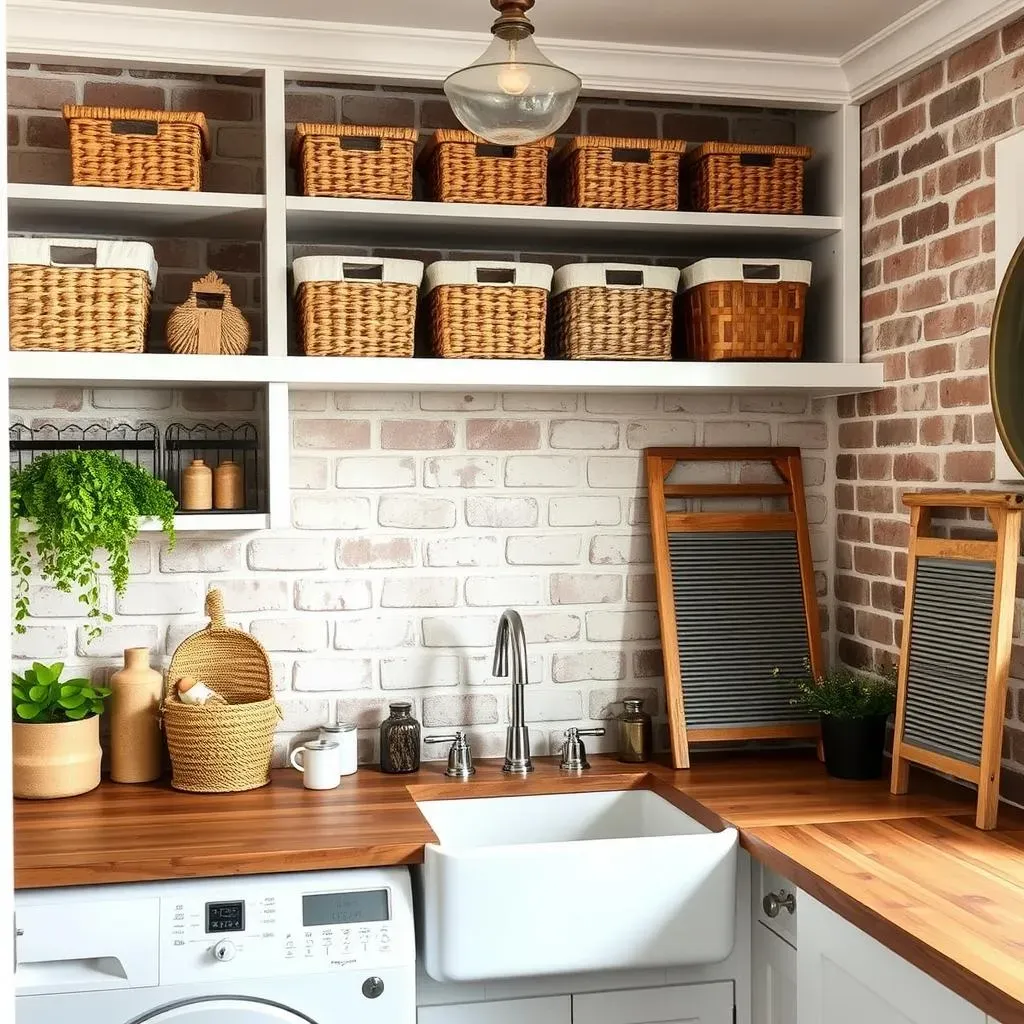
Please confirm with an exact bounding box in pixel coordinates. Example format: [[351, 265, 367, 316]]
[[109, 647, 164, 783], [213, 459, 244, 510], [182, 458, 213, 510]]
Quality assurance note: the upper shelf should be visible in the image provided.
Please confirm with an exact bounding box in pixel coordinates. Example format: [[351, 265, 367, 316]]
[[285, 196, 843, 256], [7, 184, 266, 239], [7, 351, 883, 396]]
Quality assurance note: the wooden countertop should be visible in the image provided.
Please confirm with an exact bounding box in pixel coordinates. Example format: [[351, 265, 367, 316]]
[[14, 751, 1024, 1023]]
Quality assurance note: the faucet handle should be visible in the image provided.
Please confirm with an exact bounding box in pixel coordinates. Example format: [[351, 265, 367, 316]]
[[559, 726, 605, 772], [425, 731, 475, 780]]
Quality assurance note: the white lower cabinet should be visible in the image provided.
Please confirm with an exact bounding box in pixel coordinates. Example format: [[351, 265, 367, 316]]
[[573, 982, 733, 1024], [752, 922, 796, 1024], [418, 994, 571, 1024], [797, 896, 985, 1024]]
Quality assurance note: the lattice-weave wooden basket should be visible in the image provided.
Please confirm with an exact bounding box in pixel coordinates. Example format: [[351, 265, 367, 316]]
[[163, 589, 281, 793], [291, 123, 418, 199]]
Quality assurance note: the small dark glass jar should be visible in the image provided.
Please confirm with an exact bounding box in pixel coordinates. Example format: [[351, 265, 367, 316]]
[[379, 702, 421, 774], [617, 697, 653, 763]]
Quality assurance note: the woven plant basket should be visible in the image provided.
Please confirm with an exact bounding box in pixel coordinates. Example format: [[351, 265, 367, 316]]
[[685, 142, 813, 214], [680, 258, 811, 361], [554, 136, 686, 211], [167, 272, 250, 355], [291, 123, 417, 199], [292, 256, 423, 357], [418, 130, 555, 205], [8, 237, 156, 353], [424, 261, 552, 359], [551, 264, 680, 360], [163, 589, 281, 793], [63, 105, 210, 191]]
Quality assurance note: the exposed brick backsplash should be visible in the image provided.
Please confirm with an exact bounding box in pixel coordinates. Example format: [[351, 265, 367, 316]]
[[11, 386, 832, 767], [854, 14, 1024, 788]]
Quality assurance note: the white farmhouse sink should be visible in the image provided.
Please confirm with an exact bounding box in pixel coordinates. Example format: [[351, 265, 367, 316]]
[[414, 789, 738, 982]]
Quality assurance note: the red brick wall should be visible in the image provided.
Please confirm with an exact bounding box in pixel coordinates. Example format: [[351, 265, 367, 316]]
[[853, 16, 1024, 793]]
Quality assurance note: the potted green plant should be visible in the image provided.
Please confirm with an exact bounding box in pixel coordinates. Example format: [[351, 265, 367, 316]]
[[11, 450, 175, 641], [775, 664, 897, 780], [12, 662, 112, 799]]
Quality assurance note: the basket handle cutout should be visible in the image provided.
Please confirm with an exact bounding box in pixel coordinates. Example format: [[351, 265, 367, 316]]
[[196, 292, 226, 309], [741, 263, 782, 281], [49, 245, 98, 267], [112, 119, 159, 137], [611, 147, 651, 164], [605, 269, 644, 287], [475, 267, 517, 285], [205, 588, 227, 630], [339, 136, 382, 152], [341, 263, 385, 282], [739, 152, 775, 168], [475, 143, 517, 159]]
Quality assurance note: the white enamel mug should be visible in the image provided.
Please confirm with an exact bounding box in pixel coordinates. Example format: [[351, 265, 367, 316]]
[[290, 738, 341, 790]]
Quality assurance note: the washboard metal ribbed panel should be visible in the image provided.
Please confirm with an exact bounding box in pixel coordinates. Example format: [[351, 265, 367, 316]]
[[902, 558, 994, 765], [646, 447, 824, 769], [670, 532, 811, 729], [891, 492, 1024, 830]]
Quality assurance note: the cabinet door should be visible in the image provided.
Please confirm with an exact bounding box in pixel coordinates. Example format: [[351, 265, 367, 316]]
[[573, 982, 733, 1024], [418, 994, 570, 1024], [753, 921, 796, 1024], [798, 896, 985, 1024]]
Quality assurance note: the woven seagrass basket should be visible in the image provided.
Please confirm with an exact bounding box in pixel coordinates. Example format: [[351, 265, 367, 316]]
[[63, 105, 210, 191], [553, 136, 686, 211], [291, 123, 418, 199], [163, 589, 280, 793], [685, 142, 813, 215], [167, 272, 250, 355]]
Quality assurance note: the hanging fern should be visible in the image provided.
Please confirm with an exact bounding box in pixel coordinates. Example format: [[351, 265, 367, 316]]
[[11, 451, 176, 642]]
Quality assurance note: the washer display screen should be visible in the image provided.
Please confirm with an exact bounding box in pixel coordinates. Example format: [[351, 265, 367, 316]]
[[205, 900, 245, 933], [302, 889, 389, 927]]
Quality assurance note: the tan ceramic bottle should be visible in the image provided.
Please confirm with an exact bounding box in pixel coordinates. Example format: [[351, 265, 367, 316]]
[[181, 459, 213, 510], [213, 459, 244, 510], [109, 647, 164, 783]]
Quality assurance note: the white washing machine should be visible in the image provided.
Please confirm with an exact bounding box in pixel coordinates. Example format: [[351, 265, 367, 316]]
[[14, 866, 416, 1023]]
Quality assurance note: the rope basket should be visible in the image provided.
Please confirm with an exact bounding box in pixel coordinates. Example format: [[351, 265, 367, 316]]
[[291, 123, 417, 199], [63, 105, 210, 192], [418, 130, 555, 206], [163, 589, 281, 793], [554, 136, 686, 211], [167, 272, 250, 355], [685, 142, 813, 215]]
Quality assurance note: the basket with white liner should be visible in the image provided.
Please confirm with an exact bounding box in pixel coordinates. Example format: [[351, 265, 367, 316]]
[[679, 258, 811, 361], [551, 263, 680, 360], [8, 237, 157, 353], [423, 260, 553, 359], [293, 256, 424, 357]]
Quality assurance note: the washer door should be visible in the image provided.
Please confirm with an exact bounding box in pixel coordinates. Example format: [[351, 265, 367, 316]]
[[134, 998, 316, 1024]]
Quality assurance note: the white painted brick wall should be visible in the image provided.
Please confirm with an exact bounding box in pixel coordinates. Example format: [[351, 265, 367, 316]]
[[12, 388, 835, 764]]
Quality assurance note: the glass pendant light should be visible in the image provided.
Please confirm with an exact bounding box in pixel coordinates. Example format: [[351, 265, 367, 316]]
[[444, 0, 581, 146]]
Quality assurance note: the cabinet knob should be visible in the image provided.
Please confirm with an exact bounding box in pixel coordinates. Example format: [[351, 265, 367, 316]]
[[762, 890, 796, 918]]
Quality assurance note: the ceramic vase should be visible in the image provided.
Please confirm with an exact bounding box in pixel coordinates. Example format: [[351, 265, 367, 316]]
[[181, 458, 213, 510], [109, 647, 164, 783]]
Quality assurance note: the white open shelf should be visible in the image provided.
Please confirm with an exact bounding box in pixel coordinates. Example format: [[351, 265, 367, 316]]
[[19, 513, 270, 534]]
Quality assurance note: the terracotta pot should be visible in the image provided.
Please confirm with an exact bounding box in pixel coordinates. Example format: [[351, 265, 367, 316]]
[[13, 715, 102, 799], [109, 647, 164, 783]]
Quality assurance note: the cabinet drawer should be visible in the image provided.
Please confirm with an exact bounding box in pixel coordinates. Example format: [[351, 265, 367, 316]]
[[418, 995, 570, 1024], [573, 981, 733, 1024], [755, 859, 798, 944]]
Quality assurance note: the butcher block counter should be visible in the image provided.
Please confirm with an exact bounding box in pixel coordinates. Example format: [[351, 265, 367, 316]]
[[14, 751, 1024, 1022]]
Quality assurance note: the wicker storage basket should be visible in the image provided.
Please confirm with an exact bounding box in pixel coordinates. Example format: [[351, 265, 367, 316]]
[[680, 258, 811, 361], [8, 237, 156, 353], [553, 136, 686, 211], [167, 271, 250, 355], [551, 263, 680, 360], [418, 130, 555, 205], [685, 142, 813, 214], [424, 261, 553, 359], [293, 256, 424, 357], [63, 105, 210, 191], [291, 123, 418, 199], [162, 589, 281, 793]]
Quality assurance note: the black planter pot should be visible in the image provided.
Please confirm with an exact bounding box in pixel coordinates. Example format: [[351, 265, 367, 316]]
[[820, 713, 890, 780]]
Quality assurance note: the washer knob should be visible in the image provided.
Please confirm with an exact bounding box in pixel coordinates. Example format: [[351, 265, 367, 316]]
[[213, 939, 237, 962], [362, 976, 385, 999]]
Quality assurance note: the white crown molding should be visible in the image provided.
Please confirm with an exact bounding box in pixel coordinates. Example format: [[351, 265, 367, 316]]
[[6, 0, 850, 106], [841, 0, 1024, 102]]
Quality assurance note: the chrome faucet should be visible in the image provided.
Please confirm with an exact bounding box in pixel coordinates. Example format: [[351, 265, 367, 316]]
[[493, 609, 532, 774]]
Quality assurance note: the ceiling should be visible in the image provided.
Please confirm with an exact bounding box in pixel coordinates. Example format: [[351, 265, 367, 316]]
[[53, 0, 929, 58]]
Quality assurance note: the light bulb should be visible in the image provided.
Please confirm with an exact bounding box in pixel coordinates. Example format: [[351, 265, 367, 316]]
[[497, 61, 532, 96]]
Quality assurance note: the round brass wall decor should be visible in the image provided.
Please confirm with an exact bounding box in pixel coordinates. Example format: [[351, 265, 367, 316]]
[[990, 233, 1024, 476]]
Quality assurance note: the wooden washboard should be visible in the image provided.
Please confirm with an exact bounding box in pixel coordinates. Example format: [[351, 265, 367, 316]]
[[891, 491, 1023, 830], [646, 447, 824, 769]]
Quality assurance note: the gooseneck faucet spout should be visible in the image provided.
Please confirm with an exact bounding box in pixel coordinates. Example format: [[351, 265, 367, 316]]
[[493, 608, 533, 774]]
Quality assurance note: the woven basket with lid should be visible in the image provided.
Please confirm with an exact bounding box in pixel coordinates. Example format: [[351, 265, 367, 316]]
[[163, 589, 280, 793]]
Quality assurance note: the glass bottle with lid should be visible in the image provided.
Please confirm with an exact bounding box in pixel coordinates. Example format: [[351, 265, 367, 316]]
[[617, 697, 653, 763], [379, 702, 421, 774]]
